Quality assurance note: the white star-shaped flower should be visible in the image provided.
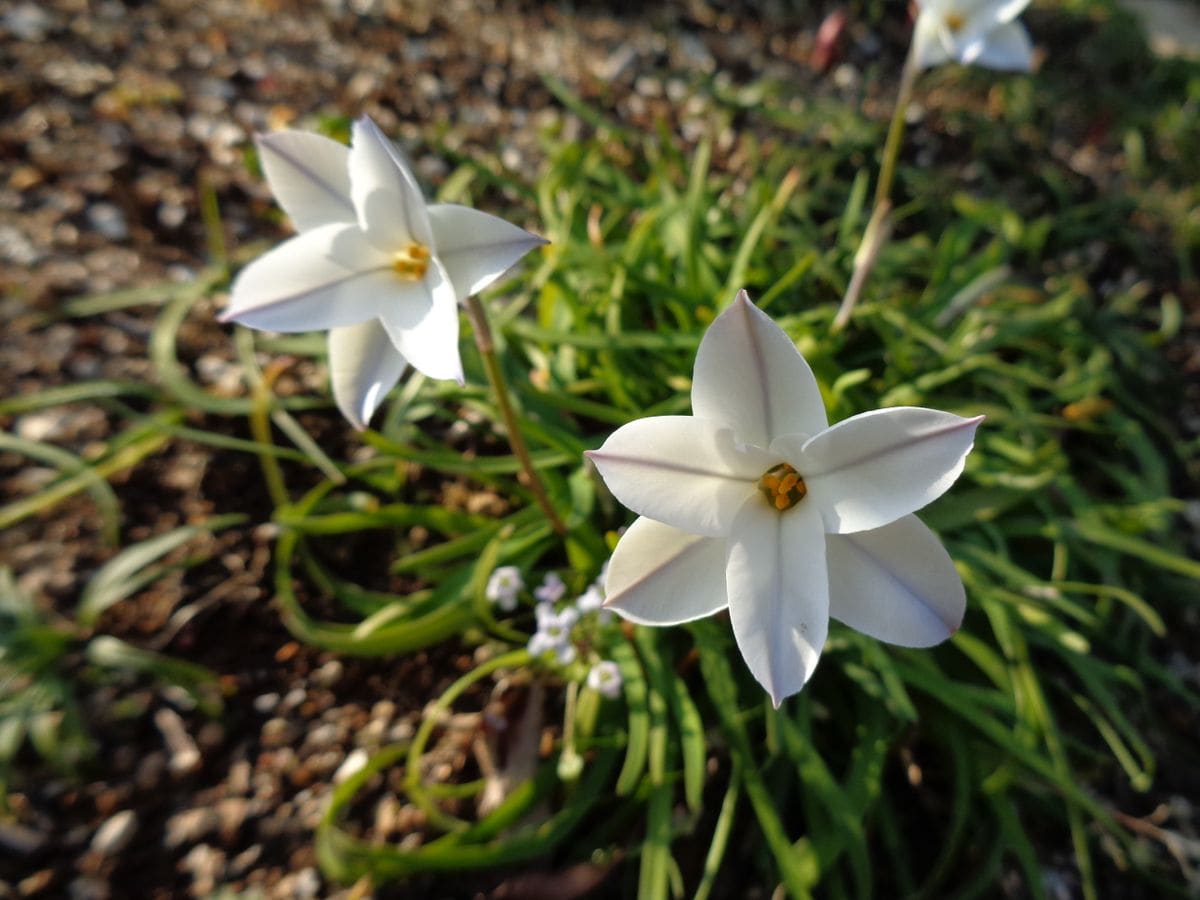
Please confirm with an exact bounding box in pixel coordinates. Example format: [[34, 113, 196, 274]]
[[220, 116, 546, 428], [587, 660, 623, 700], [912, 0, 1034, 71], [586, 291, 982, 706], [485, 565, 524, 612]]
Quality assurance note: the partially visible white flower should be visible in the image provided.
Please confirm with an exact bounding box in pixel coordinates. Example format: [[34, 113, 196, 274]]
[[587, 661, 623, 700], [528, 603, 578, 664], [576, 584, 604, 613], [485, 565, 523, 612], [912, 0, 1033, 72], [220, 115, 546, 429], [586, 291, 981, 706], [575, 584, 613, 624], [533, 571, 567, 604]]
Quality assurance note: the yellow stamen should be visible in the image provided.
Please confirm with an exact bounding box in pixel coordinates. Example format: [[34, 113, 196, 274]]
[[758, 463, 807, 512], [944, 11, 966, 32], [392, 241, 430, 280]]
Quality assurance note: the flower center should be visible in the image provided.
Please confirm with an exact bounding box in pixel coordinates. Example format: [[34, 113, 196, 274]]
[[943, 11, 966, 32], [392, 242, 430, 280], [758, 463, 807, 511]]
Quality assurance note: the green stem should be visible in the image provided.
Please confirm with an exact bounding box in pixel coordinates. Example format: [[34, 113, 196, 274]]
[[833, 42, 920, 332], [874, 43, 920, 213], [557, 679, 584, 781], [465, 295, 568, 537]]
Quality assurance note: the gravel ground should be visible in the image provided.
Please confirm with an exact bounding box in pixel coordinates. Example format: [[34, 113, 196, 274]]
[[2, 1, 1197, 898]]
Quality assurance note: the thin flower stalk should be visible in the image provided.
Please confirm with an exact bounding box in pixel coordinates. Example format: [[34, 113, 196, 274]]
[[466, 295, 568, 537], [833, 43, 918, 332]]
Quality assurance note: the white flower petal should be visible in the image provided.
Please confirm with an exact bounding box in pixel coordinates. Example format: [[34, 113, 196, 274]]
[[328, 320, 407, 430], [726, 498, 828, 708], [963, 21, 1033, 71], [586, 417, 774, 537], [784, 407, 982, 534], [349, 116, 433, 251], [912, 9, 953, 69], [982, 0, 1032, 25], [378, 259, 463, 384], [691, 291, 827, 446], [256, 130, 354, 231], [221, 224, 393, 332], [427, 204, 546, 300], [603, 517, 729, 625], [827, 515, 965, 647]]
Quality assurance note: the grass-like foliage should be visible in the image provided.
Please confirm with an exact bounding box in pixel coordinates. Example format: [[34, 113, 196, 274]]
[[4, 1, 1198, 897]]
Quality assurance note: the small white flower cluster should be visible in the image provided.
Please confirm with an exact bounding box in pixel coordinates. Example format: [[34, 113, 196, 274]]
[[485, 565, 523, 612], [528, 603, 579, 663], [497, 567, 623, 700]]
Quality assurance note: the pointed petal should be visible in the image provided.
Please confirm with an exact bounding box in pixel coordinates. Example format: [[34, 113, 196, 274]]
[[963, 21, 1033, 71], [912, 9, 953, 69], [427, 204, 546, 300], [827, 514, 965, 647], [221, 224, 394, 332], [256, 130, 354, 231], [726, 498, 828, 707], [692, 291, 827, 447], [328, 321, 407, 430], [378, 259, 463, 383], [349, 116, 433, 251], [586, 417, 773, 537], [980, 0, 1032, 25], [603, 517, 729, 625], [782, 407, 982, 534]]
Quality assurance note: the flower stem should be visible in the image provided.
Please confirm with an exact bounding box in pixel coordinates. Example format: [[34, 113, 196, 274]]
[[466, 295, 568, 537], [833, 43, 920, 332]]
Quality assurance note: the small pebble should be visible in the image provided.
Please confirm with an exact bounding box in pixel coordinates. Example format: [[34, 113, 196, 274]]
[[164, 807, 218, 848], [304, 722, 340, 749], [179, 844, 225, 897], [90, 810, 137, 857], [85, 203, 128, 241], [313, 659, 343, 687], [259, 717, 299, 749], [67, 876, 110, 900], [154, 708, 201, 775], [333, 748, 369, 784], [3, 3, 51, 41]]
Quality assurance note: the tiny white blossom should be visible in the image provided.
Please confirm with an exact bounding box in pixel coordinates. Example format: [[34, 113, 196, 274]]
[[575, 584, 613, 624], [586, 292, 981, 706], [587, 661, 623, 700], [533, 571, 567, 604], [220, 115, 546, 429], [912, 0, 1033, 72], [485, 565, 523, 612], [528, 603, 578, 664], [576, 584, 604, 613]]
